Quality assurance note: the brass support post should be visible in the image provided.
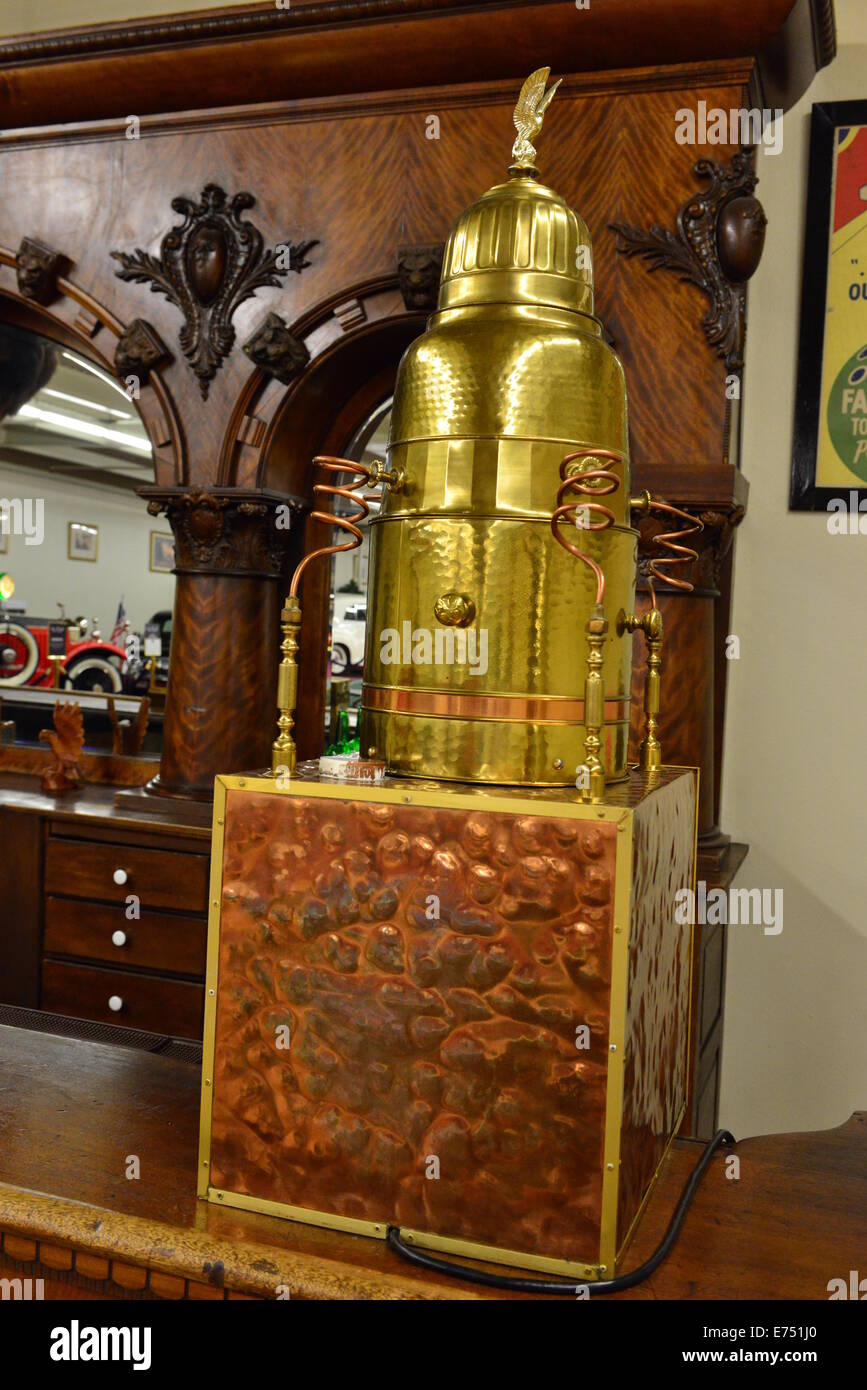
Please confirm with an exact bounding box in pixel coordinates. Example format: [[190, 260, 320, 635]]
[[48, 655, 66, 690], [620, 606, 664, 770], [581, 604, 608, 802], [272, 594, 302, 776]]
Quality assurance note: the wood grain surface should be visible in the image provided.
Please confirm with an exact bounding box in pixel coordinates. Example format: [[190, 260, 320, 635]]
[[0, 1022, 862, 1301], [0, 1, 823, 129]]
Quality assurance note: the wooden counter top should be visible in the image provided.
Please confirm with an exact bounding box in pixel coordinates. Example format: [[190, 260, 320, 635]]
[[0, 1017, 863, 1301]]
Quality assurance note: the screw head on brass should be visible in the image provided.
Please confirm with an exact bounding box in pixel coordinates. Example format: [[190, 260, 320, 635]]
[[553, 758, 564, 770]]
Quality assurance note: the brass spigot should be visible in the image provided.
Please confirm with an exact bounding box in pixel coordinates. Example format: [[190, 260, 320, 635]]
[[366, 459, 405, 493], [270, 455, 383, 780], [620, 606, 664, 770], [272, 594, 302, 776], [580, 603, 608, 802]]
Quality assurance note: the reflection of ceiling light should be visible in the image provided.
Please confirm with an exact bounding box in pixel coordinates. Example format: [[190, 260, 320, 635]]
[[16, 404, 153, 454], [61, 350, 133, 401], [41, 387, 134, 421]]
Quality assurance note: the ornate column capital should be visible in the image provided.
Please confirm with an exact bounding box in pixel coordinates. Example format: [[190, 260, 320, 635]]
[[139, 486, 303, 580]]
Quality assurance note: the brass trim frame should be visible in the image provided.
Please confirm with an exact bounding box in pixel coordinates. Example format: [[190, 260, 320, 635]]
[[219, 773, 638, 824], [598, 807, 633, 1273], [197, 776, 226, 1200], [209, 1188, 387, 1241], [615, 1098, 687, 1272], [396, 1226, 602, 1281]]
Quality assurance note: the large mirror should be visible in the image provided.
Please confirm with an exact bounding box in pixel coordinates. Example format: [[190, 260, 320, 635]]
[[0, 322, 173, 757]]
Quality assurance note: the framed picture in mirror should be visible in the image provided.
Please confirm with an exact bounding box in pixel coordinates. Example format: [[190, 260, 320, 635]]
[[150, 532, 175, 573], [68, 521, 98, 562]]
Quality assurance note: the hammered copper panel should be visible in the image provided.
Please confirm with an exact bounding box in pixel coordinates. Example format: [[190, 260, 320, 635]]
[[210, 788, 617, 1262], [616, 774, 695, 1248]]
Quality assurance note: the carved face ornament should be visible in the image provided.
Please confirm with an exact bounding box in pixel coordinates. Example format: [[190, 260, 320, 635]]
[[16, 238, 59, 305], [187, 223, 228, 306], [112, 185, 317, 398]]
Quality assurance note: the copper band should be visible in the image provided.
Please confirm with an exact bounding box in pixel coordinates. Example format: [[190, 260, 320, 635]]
[[362, 684, 630, 724]]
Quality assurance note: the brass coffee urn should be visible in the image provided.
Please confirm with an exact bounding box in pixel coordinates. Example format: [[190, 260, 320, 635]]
[[271, 69, 695, 792], [361, 74, 634, 786]]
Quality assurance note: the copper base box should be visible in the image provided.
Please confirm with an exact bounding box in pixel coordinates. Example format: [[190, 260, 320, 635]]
[[198, 766, 697, 1279]]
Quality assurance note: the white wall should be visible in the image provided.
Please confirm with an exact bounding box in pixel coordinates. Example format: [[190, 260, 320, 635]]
[[0, 469, 174, 636], [719, 0, 867, 1138], [0, 0, 245, 37]]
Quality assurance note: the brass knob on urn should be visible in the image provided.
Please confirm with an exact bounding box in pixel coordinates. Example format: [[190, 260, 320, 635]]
[[434, 593, 476, 628]]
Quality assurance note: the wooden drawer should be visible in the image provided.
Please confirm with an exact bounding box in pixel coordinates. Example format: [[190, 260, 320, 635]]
[[44, 897, 206, 978], [42, 959, 204, 1040], [45, 837, 209, 914]]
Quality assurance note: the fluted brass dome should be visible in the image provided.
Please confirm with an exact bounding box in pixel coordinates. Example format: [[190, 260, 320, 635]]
[[439, 176, 594, 315]]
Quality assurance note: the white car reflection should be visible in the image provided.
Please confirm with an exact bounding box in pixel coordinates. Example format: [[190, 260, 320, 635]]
[[331, 602, 366, 674]]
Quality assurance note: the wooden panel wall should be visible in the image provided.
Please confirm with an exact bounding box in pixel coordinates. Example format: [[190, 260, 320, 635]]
[[0, 68, 745, 487]]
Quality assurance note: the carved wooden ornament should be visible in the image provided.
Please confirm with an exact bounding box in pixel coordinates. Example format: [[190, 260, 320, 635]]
[[114, 318, 170, 384], [611, 150, 766, 371], [397, 244, 444, 312], [39, 701, 85, 793], [243, 312, 310, 384], [16, 237, 62, 306], [111, 185, 317, 398]]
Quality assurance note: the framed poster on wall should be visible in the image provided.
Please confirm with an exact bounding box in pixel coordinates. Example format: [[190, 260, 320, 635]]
[[792, 101, 867, 514]]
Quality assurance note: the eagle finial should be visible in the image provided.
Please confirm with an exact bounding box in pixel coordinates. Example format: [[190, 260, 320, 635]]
[[510, 67, 562, 176]]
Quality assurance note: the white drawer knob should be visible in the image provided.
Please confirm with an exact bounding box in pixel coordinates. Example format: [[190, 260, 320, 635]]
[[113, 868, 128, 885], [108, 995, 123, 1012], [111, 930, 127, 948]]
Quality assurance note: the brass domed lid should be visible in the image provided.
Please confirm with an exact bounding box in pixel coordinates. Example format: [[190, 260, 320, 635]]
[[438, 69, 594, 316]]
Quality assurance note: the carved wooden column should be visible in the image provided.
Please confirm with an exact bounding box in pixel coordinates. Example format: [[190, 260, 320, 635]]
[[613, 150, 765, 876], [140, 487, 297, 798]]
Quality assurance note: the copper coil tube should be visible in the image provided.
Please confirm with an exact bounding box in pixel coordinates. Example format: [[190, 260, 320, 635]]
[[290, 455, 371, 597], [550, 447, 625, 605], [640, 498, 704, 604]]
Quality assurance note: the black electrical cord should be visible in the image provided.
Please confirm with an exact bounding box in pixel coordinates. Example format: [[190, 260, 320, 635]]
[[387, 1127, 735, 1295]]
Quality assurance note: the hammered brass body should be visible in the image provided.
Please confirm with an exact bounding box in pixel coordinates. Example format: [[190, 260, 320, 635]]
[[360, 177, 635, 784], [364, 517, 636, 783]]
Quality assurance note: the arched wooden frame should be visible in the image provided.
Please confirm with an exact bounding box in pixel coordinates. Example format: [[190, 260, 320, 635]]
[[0, 247, 185, 486], [219, 276, 426, 758]]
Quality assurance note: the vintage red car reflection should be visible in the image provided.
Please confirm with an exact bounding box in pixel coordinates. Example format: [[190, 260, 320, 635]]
[[0, 611, 129, 692]]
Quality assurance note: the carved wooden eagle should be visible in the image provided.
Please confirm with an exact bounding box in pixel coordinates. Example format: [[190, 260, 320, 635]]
[[511, 67, 562, 170], [39, 700, 85, 792]]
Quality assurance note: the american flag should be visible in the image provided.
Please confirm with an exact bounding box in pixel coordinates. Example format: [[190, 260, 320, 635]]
[[110, 597, 127, 644]]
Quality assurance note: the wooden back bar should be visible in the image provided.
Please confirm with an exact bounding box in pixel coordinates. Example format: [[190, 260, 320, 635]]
[[0, 1018, 863, 1300]]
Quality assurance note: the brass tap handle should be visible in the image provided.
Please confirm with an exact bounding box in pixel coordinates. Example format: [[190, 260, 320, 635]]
[[366, 459, 405, 494], [272, 594, 302, 776], [620, 607, 664, 771], [581, 604, 608, 802]]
